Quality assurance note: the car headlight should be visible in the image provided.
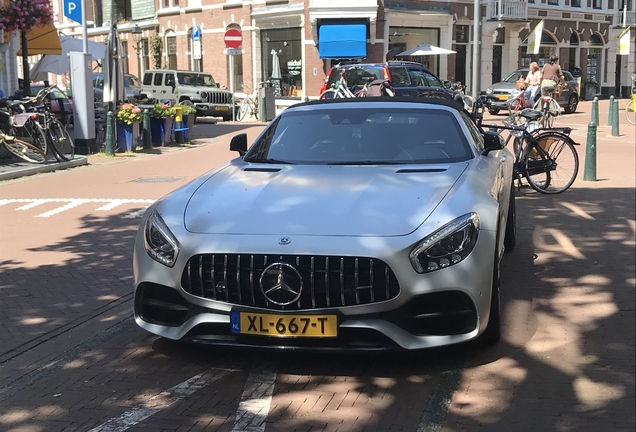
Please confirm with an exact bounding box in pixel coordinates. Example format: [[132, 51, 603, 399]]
[[409, 213, 479, 274], [144, 210, 180, 267], [486, 88, 493, 95]]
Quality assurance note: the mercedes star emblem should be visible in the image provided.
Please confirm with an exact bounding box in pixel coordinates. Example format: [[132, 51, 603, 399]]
[[259, 262, 303, 305]]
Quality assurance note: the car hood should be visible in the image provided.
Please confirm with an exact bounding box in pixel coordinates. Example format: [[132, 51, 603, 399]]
[[489, 82, 516, 93], [184, 163, 467, 236]]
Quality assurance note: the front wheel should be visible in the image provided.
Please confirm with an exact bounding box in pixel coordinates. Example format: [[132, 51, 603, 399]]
[[236, 99, 249, 122], [488, 108, 500, 115], [47, 120, 75, 161], [3, 136, 47, 163], [626, 99, 636, 125], [479, 247, 501, 346]]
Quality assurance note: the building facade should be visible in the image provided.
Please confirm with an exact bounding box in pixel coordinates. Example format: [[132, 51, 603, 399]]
[[1, 0, 634, 105]]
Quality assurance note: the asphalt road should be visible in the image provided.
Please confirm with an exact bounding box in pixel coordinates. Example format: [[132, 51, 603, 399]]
[[0, 102, 634, 432]]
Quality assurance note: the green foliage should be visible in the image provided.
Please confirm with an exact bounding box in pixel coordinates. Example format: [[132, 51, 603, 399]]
[[151, 103, 173, 118], [175, 104, 197, 115], [115, 103, 142, 124], [149, 34, 162, 69]]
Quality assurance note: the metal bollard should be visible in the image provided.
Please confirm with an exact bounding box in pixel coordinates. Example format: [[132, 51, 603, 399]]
[[583, 121, 597, 181], [142, 109, 152, 150], [608, 95, 615, 126], [611, 97, 620, 137], [105, 111, 115, 156], [592, 97, 599, 126]]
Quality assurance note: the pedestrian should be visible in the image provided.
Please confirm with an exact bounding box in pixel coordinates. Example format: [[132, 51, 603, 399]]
[[540, 55, 567, 96], [523, 61, 541, 106]]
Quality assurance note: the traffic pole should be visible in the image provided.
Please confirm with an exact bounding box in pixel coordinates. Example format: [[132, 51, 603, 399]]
[[105, 111, 115, 156], [142, 109, 152, 149], [611, 97, 620, 137], [608, 95, 615, 126], [592, 97, 599, 126], [583, 121, 597, 181]]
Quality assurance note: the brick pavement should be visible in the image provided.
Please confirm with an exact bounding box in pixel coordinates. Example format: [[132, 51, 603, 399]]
[[0, 101, 633, 431]]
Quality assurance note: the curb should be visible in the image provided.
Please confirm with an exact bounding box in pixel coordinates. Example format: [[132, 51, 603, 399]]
[[0, 155, 88, 182]]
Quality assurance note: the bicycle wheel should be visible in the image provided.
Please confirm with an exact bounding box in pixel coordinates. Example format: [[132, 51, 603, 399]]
[[236, 98, 250, 122], [47, 119, 75, 161], [319, 89, 337, 99], [2, 136, 46, 163], [24, 119, 48, 156], [525, 133, 579, 194], [626, 99, 635, 125]]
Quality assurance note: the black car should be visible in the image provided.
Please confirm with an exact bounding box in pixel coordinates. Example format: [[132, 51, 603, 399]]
[[320, 61, 446, 97]]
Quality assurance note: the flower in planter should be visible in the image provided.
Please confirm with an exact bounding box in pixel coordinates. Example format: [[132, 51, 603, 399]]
[[115, 103, 142, 124], [151, 103, 174, 118]]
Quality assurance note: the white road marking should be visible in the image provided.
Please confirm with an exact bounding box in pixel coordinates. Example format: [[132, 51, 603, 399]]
[[231, 368, 277, 432], [89, 368, 229, 432], [0, 198, 154, 218]]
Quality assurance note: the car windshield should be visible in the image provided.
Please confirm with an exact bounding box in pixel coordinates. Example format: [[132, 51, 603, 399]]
[[125, 75, 141, 88], [327, 67, 384, 90], [177, 73, 217, 87], [244, 106, 472, 165], [502, 70, 527, 83]]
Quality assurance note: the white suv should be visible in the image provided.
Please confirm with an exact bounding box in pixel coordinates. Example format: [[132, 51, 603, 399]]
[[141, 69, 235, 121]]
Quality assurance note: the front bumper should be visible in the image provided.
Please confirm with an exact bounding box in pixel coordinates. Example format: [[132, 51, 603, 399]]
[[133, 227, 497, 351]]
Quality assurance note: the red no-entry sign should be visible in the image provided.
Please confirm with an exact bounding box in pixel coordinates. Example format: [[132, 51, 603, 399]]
[[224, 29, 243, 49]]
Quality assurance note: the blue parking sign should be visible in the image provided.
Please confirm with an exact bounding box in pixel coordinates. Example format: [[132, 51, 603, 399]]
[[64, 0, 82, 24], [192, 25, 201, 42]]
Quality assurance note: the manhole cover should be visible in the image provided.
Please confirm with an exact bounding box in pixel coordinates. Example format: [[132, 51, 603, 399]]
[[133, 177, 184, 183]]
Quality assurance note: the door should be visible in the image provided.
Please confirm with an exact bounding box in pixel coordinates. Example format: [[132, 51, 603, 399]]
[[492, 46, 503, 84], [454, 45, 467, 85]]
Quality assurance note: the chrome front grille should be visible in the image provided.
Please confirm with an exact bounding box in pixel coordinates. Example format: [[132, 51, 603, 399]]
[[181, 254, 400, 311], [201, 92, 232, 105]]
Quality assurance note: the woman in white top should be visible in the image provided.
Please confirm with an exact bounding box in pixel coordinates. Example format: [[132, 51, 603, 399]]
[[523, 62, 541, 107]]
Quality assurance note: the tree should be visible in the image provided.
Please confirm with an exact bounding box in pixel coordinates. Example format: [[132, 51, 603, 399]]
[[0, 0, 54, 97]]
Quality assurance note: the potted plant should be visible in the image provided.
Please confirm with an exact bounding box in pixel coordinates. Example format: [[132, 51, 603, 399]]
[[114, 103, 142, 152], [150, 103, 174, 146]]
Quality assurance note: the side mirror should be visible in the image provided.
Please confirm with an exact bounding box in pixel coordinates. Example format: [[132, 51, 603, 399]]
[[481, 131, 504, 155], [230, 133, 248, 156]]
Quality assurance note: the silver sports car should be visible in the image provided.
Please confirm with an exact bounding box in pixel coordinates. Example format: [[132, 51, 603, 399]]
[[133, 96, 516, 351]]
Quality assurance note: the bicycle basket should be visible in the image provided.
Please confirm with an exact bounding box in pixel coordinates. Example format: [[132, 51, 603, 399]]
[[529, 136, 557, 158]]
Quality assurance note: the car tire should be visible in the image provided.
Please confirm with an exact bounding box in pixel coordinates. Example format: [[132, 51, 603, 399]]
[[488, 109, 500, 115], [479, 249, 502, 346], [504, 186, 516, 252], [565, 94, 578, 114]]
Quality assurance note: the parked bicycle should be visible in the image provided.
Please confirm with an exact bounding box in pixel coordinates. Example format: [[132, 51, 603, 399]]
[[32, 87, 75, 161], [319, 70, 357, 99], [0, 130, 46, 164], [237, 87, 259, 122], [0, 97, 48, 156], [473, 96, 579, 194]]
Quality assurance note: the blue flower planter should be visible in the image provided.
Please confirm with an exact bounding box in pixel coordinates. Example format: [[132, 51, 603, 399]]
[[150, 118, 165, 146], [116, 122, 138, 152]]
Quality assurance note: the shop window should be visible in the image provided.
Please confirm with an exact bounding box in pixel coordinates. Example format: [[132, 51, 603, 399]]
[[167, 35, 177, 70], [261, 28, 302, 98], [455, 25, 469, 43]]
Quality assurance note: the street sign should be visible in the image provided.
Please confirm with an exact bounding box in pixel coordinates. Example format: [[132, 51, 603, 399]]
[[225, 48, 242, 56], [224, 29, 242, 49], [192, 25, 201, 60], [63, 0, 82, 24]]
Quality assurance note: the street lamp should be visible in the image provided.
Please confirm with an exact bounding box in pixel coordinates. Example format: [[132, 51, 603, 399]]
[[131, 24, 143, 78]]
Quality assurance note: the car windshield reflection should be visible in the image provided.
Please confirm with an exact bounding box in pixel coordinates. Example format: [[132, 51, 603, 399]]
[[244, 107, 472, 165]]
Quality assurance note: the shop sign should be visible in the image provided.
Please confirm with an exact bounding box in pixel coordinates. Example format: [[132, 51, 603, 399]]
[[288, 60, 301, 76]]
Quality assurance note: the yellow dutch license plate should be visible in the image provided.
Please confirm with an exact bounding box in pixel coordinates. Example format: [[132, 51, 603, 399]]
[[230, 311, 337, 338], [216, 106, 229, 110], [497, 95, 509, 101]]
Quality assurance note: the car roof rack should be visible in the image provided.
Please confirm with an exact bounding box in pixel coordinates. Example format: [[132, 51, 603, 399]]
[[386, 60, 426, 67]]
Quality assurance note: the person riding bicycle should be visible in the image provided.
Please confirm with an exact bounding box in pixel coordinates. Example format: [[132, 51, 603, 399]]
[[540, 55, 567, 96], [523, 62, 542, 106]]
